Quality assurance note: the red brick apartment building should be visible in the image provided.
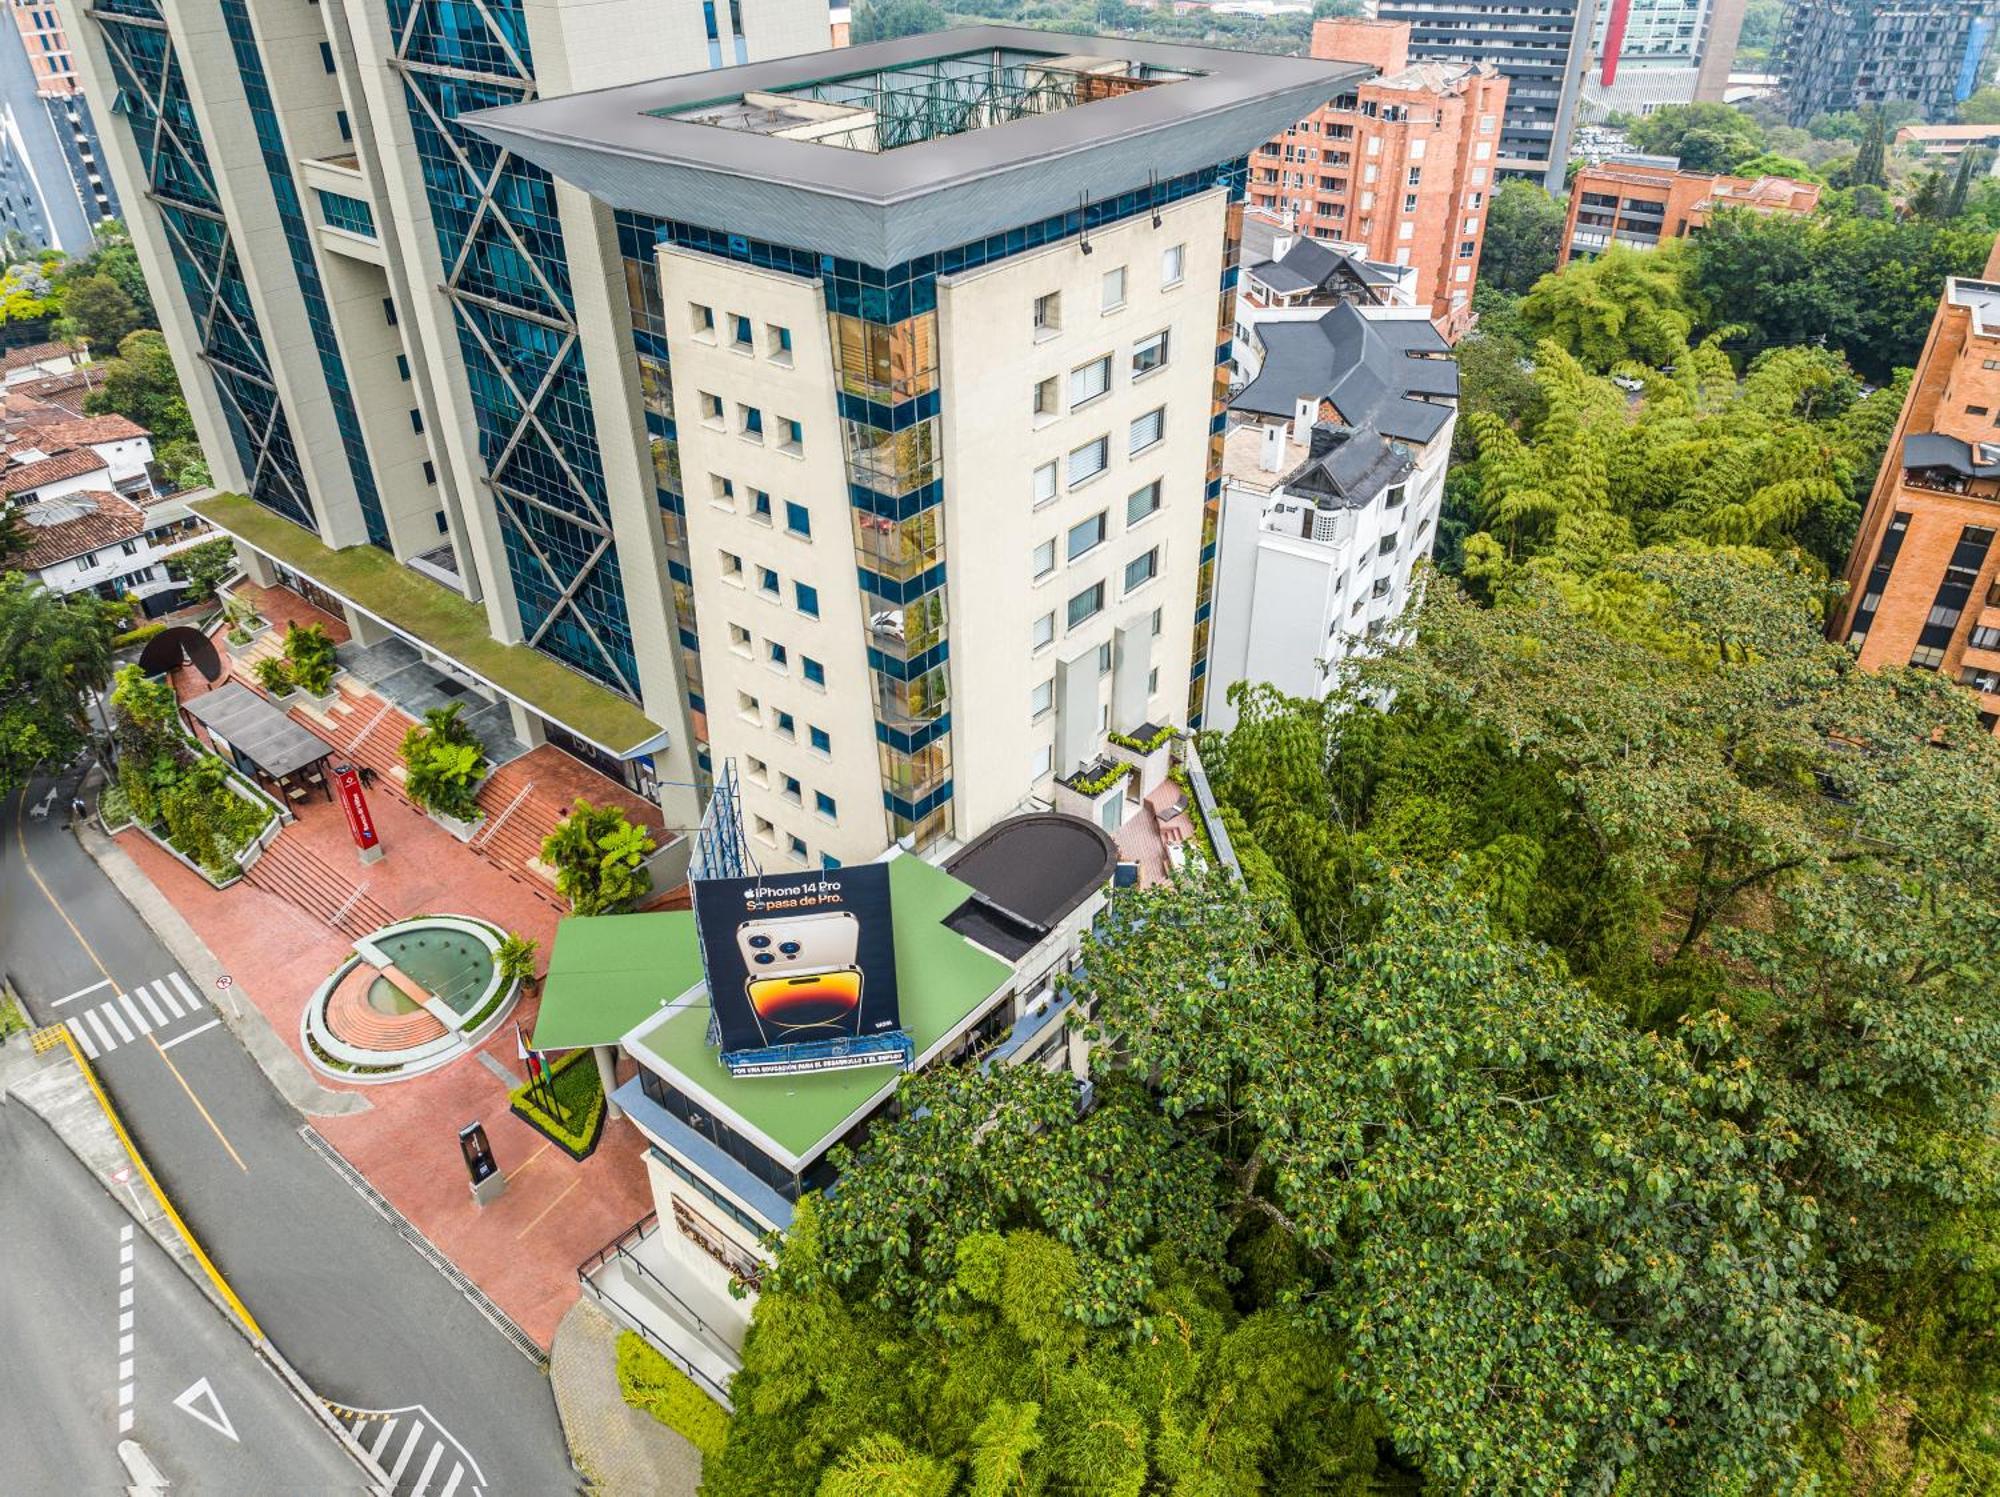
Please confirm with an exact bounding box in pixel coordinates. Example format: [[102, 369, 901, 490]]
[[1558, 160, 1821, 268], [1835, 237, 2000, 731], [1251, 19, 1508, 338]]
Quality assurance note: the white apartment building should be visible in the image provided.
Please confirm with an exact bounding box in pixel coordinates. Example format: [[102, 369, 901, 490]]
[[65, 7, 1360, 862], [1204, 300, 1459, 733]]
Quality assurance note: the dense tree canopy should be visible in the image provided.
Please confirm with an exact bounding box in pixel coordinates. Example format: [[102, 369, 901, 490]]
[[1515, 241, 1702, 372], [84, 329, 194, 445], [0, 574, 119, 793], [1474, 178, 1565, 296]]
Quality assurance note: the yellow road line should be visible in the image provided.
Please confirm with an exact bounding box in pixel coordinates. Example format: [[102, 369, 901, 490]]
[[513, 1177, 580, 1241], [57, 1026, 263, 1338], [150, 1032, 249, 1173], [504, 1140, 551, 1182], [13, 790, 112, 983]]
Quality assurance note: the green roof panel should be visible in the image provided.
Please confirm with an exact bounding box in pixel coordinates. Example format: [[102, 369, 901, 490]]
[[533, 911, 705, 1051]]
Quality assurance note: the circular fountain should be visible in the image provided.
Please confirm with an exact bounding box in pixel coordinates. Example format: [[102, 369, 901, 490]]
[[302, 916, 519, 1083]]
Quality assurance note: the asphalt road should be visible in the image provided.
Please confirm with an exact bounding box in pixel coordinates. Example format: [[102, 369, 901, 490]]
[[0, 1102, 365, 1491], [1, 768, 577, 1494]]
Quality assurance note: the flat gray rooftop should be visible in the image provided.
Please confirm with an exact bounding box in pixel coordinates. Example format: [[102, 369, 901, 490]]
[[466, 27, 1364, 266]]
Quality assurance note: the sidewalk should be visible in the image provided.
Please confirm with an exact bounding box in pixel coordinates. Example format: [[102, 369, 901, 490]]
[[550, 1299, 701, 1496]]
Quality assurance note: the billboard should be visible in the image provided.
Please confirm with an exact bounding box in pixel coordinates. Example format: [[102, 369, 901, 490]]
[[693, 864, 902, 1062]]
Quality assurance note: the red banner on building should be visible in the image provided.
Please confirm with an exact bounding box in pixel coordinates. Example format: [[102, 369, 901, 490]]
[[333, 763, 379, 852]]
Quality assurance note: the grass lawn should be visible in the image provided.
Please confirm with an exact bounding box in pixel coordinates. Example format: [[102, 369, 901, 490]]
[[615, 1331, 727, 1460], [509, 1049, 605, 1154]]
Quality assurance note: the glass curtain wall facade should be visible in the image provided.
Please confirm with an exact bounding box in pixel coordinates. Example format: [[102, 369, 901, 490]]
[[616, 161, 1243, 846], [90, 0, 314, 529], [389, 0, 640, 694], [218, 0, 389, 549], [1190, 180, 1246, 730]]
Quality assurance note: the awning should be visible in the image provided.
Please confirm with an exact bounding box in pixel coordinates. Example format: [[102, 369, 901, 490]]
[[182, 682, 334, 779], [532, 911, 706, 1051]]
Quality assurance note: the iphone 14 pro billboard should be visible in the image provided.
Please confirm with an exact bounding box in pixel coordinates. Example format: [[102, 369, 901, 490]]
[[694, 864, 901, 1056]]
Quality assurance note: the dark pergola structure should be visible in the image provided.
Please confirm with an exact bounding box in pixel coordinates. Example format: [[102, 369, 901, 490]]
[[181, 682, 335, 804]]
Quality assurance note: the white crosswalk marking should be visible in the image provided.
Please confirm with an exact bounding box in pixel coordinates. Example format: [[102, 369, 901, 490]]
[[436, 1462, 466, 1497], [99, 1003, 133, 1045], [368, 1418, 398, 1461], [409, 1440, 447, 1496], [167, 972, 203, 1013], [388, 1420, 426, 1485], [57, 972, 215, 1058], [132, 983, 170, 1027], [114, 991, 151, 1035]]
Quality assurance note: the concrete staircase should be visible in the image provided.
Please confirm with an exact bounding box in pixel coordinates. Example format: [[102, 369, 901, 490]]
[[244, 835, 396, 941]]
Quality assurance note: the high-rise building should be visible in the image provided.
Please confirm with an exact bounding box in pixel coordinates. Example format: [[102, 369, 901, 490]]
[[1580, 0, 1747, 116], [0, 0, 116, 251], [1373, 0, 1601, 188], [1778, 0, 1998, 125], [1251, 19, 1507, 339], [67, 15, 1357, 864], [1832, 238, 2000, 730]]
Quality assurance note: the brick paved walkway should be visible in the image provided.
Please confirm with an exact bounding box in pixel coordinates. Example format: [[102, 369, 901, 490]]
[[551, 1299, 701, 1496]]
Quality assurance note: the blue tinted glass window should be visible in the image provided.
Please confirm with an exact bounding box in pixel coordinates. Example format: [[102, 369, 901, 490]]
[[815, 791, 837, 818], [785, 501, 810, 537], [802, 656, 825, 686], [809, 726, 830, 754], [776, 711, 796, 737], [795, 582, 819, 617], [758, 566, 779, 595]]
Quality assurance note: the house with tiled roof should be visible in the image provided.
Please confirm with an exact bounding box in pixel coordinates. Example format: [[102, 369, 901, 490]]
[[5, 410, 157, 498], [0, 446, 110, 502], [0, 340, 86, 388]]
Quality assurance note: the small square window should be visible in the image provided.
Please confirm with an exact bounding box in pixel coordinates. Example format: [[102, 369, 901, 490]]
[[809, 725, 831, 754], [699, 391, 724, 424], [785, 501, 811, 538], [1070, 355, 1111, 407], [803, 656, 825, 687], [1034, 291, 1061, 336], [795, 582, 820, 618], [768, 324, 793, 362], [746, 756, 768, 784], [1125, 547, 1159, 593], [1132, 330, 1169, 378], [815, 791, 838, 819], [1034, 375, 1059, 419], [753, 815, 776, 841], [822, 853, 842, 870], [789, 834, 808, 859], [731, 313, 753, 349], [738, 691, 761, 720], [1032, 742, 1054, 778], [1161, 243, 1186, 287], [779, 417, 803, 454], [758, 566, 779, 595], [1068, 437, 1108, 487], [711, 473, 735, 505], [776, 710, 796, 737], [728, 623, 752, 651], [769, 641, 788, 666], [1101, 265, 1127, 312], [1067, 512, 1107, 561], [1032, 538, 1056, 579], [1033, 461, 1058, 507], [751, 488, 772, 522], [692, 304, 715, 336], [1067, 581, 1105, 629], [1031, 678, 1053, 718], [1127, 480, 1162, 525], [1033, 611, 1055, 650], [1128, 407, 1164, 456], [739, 405, 764, 439], [721, 550, 744, 580], [782, 774, 802, 801]]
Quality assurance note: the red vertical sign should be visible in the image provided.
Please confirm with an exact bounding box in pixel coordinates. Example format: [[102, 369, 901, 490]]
[[333, 763, 379, 851]]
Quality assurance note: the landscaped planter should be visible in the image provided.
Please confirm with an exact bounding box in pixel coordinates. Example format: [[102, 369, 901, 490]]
[[129, 767, 283, 888], [223, 621, 270, 657], [1106, 723, 1176, 799], [427, 807, 486, 843], [1054, 757, 1133, 832], [509, 1050, 606, 1161]]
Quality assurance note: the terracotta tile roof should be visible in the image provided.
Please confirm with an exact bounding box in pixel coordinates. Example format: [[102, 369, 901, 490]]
[[19, 413, 150, 447], [0, 340, 81, 374], [15, 366, 103, 405], [9, 489, 146, 570], [0, 446, 110, 496]]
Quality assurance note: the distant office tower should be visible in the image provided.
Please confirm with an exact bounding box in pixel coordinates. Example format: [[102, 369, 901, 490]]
[[1373, 0, 1601, 188], [1581, 0, 1746, 115], [1251, 19, 1507, 339], [1778, 0, 1999, 125], [1832, 238, 2000, 731], [67, 14, 1356, 863], [0, 0, 116, 251]]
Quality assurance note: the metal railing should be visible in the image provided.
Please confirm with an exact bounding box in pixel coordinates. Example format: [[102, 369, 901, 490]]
[[578, 1212, 737, 1408]]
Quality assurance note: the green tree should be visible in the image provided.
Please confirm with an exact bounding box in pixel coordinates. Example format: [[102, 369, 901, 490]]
[[1625, 101, 1765, 165], [153, 437, 211, 492], [164, 538, 236, 602], [53, 273, 139, 352], [1475, 177, 1565, 295], [1312, 0, 1364, 17], [539, 797, 654, 914], [1852, 108, 1888, 187], [57, 220, 153, 324], [0, 574, 119, 792], [850, 0, 943, 43], [1956, 85, 2000, 125], [84, 329, 194, 444], [1516, 241, 1701, 371]]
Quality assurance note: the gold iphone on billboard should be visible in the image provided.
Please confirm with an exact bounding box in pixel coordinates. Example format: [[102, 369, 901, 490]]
[[746, 968, 864, 1041], [735, 911, 860, 974]]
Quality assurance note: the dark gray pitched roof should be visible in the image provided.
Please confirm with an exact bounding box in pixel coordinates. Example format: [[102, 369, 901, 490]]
[[1904, 431, 2000, 478], [1232, 301, 1457, 446], [1283, 423, 1417, 509], [1247, 236, 1403, 297]]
